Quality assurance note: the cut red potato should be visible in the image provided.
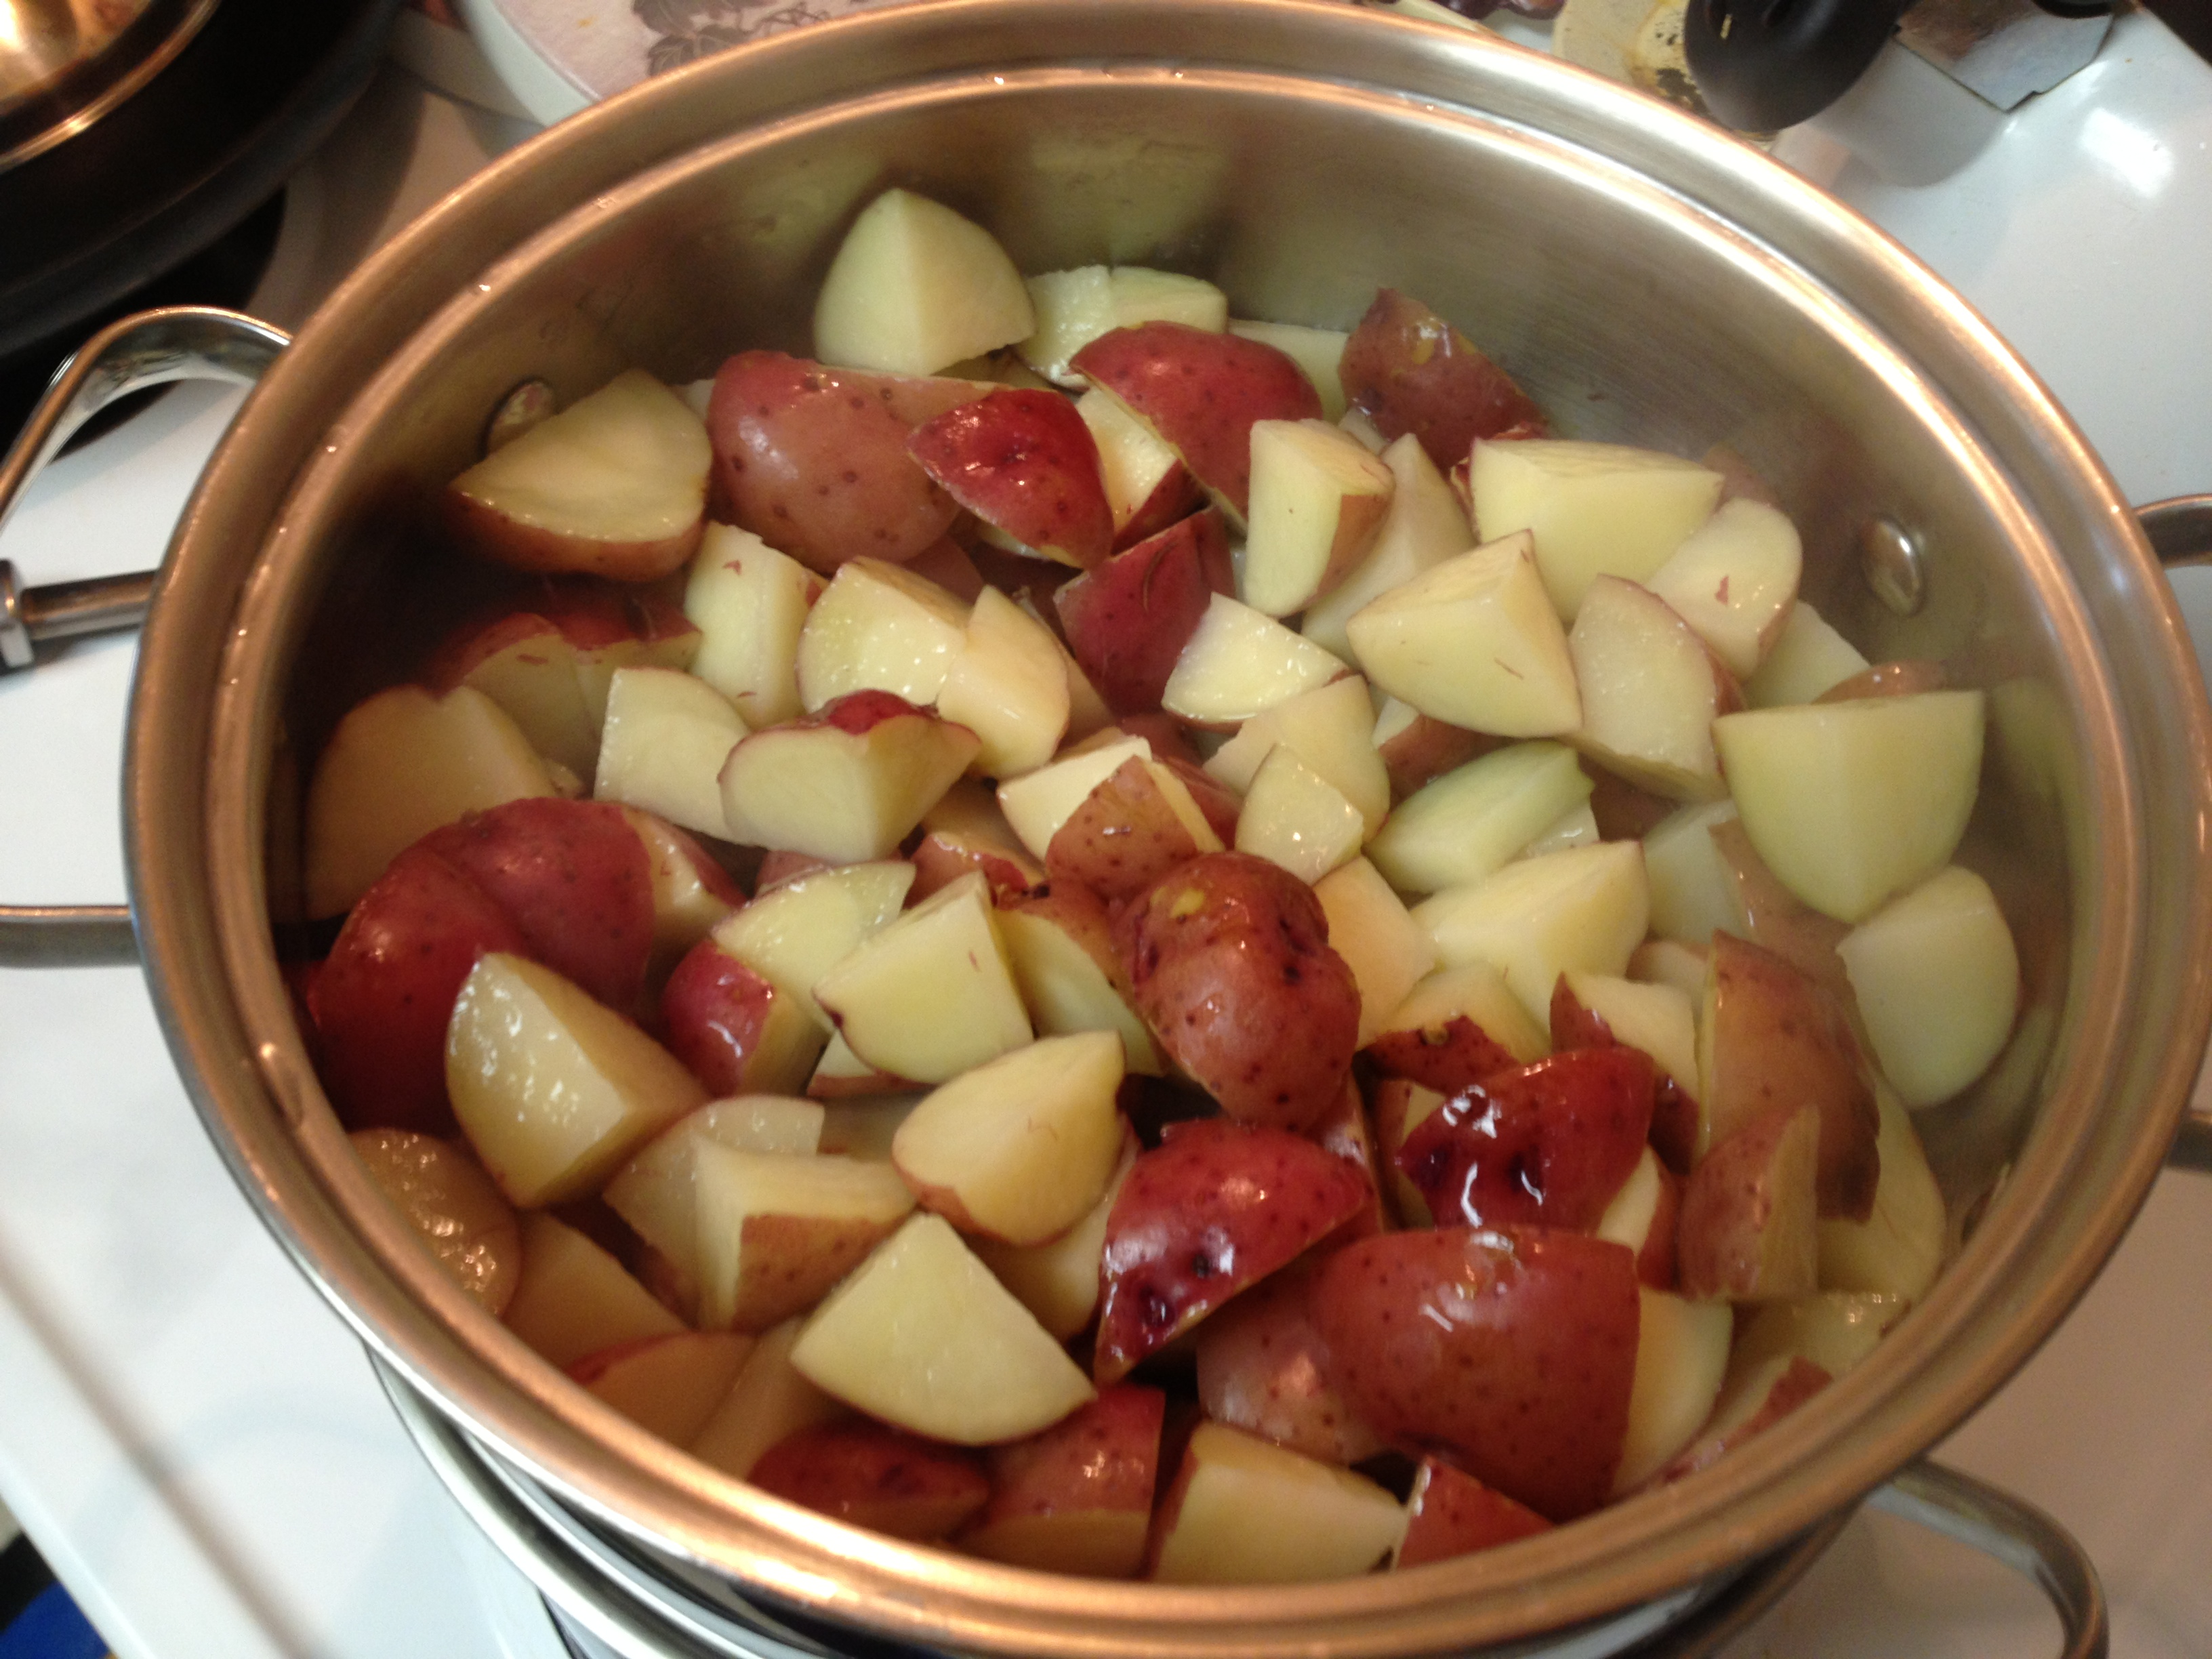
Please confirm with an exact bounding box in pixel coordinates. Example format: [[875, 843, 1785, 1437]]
[[1468, 438, 1723, 621], [1366, 740, 1594, 896], [1711, 689, 1986, 922], [682, 524, 823, 729], [1228, 319, 1349, 420], [1567, 575, 1741, 801], [706, 350, 982, 574], [1706, 817, 1854, 1002], [1366, 959, 1549, 1092], [1553, 970, 1701, 1118], [1837, 865, 2020, 1108], [1817, 1082, 1946, 1301], [935, 586, 1074, 777], [419, 798, 658, 1015], [1193, 1261, 1387, 1467], [1394, 1047, 1656, 1233], [573, 1330, 754, 1446], [891, 1031, 1127, 1246], [1743, 601, 1870, 708], [1147, 1422, 1406, 1584], [1047, 756, 1224, 902], [1645, 497, 1802, 678], [1118, 852, 1361, 1131], [1676, 1103, 1822, 1303], [1075, 387, 1202, 545], [1020, 265, 1229, 386], [1656, 1354, 1831, 1486], [1239, 419, 1395, 616], [1641, 798, 1744, 945], [1203, 674, 1390, 838], [1336, 288, 1547, 470], [750, 1420, 990, 1542], [996, 886, 1162, 1074], [1311, 857, 1438, 1048], [1394, 1460, 1553, 1568], [592, 665, 746, 840], [600, 1095, 826, 1316], [657, 941, 827, 1101], [1697, 933, 1879, 1220], [961, 1385, 1166, 1577], [972, 1134, 1136, 1340], [501, 1211, 684, 1369], [302, 684, 554, 920], [1345, 532, 1581, 739], [1727, 1292, 1910, 1397], [310, 844, 530, 1134], [1303, 434, 1475, 664], [912, 780, 1046, 901], [1094, 1118, 1368, 1383], [813, 188, 1034, 375], [689, 1317, 848, 1479], [625, 810, 741, 967], [1374, 695, 1493, 803], [1612, 1288, 1733, 1494], [1233, 745, 1366, 884], [1309, 1076, 1393, 1243], [691, 1145, 916, 1332], [717, 691, 980, 863], [996, 731, 1153, 858], [1162, 593, 1350, 727], [1594, 1146, 1682, 1289], [790, 1211, 1096, 1443], [812, 871, 1033, 1083], [815, 1094, 924, 1160], [348, 1128, 522, 1315], [1818, 658, 1951, 704], [710, 859, 912, 1031], [1312, 1226, 1641, 1521], [446, 952, 705, 1207], [909, 388, 1113, 568], [444, 369, 712, 581], [1413, 840, 1651, 1024], [1070, 321, 1322, 525], [805, 1032, 917, 1100], [795, 556, 972, 712]]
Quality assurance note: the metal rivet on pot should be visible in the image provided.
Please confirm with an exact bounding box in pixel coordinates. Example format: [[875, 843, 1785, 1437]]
[[1862, 515, 1926, 615], [484, 379, 558, 455]]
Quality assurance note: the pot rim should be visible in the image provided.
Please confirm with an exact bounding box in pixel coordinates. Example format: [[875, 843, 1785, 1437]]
[[124, 3, 2212, 1655]]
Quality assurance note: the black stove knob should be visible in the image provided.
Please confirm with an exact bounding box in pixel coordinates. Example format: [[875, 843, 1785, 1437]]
[[1683, 0, 1912, 132]]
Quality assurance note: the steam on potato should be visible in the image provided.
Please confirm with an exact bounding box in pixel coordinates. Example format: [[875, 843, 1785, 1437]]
[[307, 187, 2017, 1581]]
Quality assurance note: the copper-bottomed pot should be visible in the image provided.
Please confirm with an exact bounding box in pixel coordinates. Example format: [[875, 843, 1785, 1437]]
[[9, 1, 2212, 1652]]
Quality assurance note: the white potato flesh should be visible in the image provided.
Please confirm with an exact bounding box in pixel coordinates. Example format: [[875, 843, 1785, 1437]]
[[972, 1140, 1134, 1340], [1229, 319, 1351, 419], [1302, 433, 1474, 662], [1235, 746, 1367, 884], [1567, 574, 1736, 800], [1645, 497, 1803, 679], [1817, 1084, 1946, 1300], [689, 1317, 848, 1479], [1713, 690, 1986, 923], [790, 1212, 1095, 1443], [1312, 857, 1439, 1048], [936, 586, 1073, 778], [1468, 437, 1723, 620], [447, 954, 705, 1207], [1164, 594, 1351, 726], [1345, 532, 1581, 738], [683, 525, 818, 728], [1412, 840, 1650, 1023], [1614, 1289, 1733, 1494], [1837, 865, 2020, 1108], [813, 188, 1036, 375], [501, 1211, 683, 1369], [1743, 602, 1868, 708], [1150, 1423, 1406, 1584], [1240, 419, 1395, 617], [1205, 674, 1389, 836], [711, 861, 915, 1033], [1366, 741, 1594, 896], [593, 665, 746, 840], [997, 734, 1153, 859], [1641, 798, 1744, 945], [1559, 970, 1700, 1101], [796, 557, 972, 712], [691, 1145, 916, 1331]]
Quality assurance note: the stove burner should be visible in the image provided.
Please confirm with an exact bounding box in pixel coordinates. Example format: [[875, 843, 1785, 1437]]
[[0, 189, 285, 451]]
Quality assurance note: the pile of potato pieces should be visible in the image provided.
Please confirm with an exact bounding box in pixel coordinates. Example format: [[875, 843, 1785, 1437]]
[[300, 186, 2020, 1584]]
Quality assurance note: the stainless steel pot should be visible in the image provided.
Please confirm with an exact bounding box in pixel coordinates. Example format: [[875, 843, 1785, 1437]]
[[4, 2, 2211, 1654]]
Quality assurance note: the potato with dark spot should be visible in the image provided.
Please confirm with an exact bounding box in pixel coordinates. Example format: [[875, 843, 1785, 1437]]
[[1118, 852, 1360, 1131]]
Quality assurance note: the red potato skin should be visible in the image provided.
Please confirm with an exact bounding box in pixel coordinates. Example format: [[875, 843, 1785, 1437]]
[[708, 351, 982, 574], [1113, 463, 1206, 552], [1395, 1458, 1553, 1568], [1675, 1103, 1820, 1302], [419, 797, 657, 1015], [1310, 1078, 1390, 1244], [754, 848, 837, 893], [1052, 508, 1234, 714], [973, 1385, 1166, 1524], [908, 388, 1115, 568], [1366, 1011, 1522, 1097], [1378, 715, 1498, 803], [911, 828, 1043, 905], [657, 940, 790, 1094], [1046, 757, 1212, 905], [1633, 1161, 1683, 1292], [440, 491, 703, 583], [309, 844, 529, 1134], [1549, 977, 1700, 1178], [749, 1422, 989, 1542], [1395, 1048, 1657, 1233], [1069, 323, 1322, 520], [1192, 1260, 1388, 1465], [902, 534, 988, 602], [1337, 289, 1549, 474], [644, 817, 747, 909], [1312, 1225, 1641, 1521], [1094, 1117, 1368, 1383], [1118, 853, 1361, 1132], [422, 583, 701, 690], [1156, 756, 1241, 845]]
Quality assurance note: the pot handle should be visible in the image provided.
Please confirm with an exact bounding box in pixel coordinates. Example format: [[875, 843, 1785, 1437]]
[[2142, 493, 2212, 1173], [1633, 1455, 2104, 1658], [0, 306, 289, 968]]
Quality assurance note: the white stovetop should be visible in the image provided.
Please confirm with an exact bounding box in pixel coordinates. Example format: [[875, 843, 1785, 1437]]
[[1, 16, 2208, 1658]]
